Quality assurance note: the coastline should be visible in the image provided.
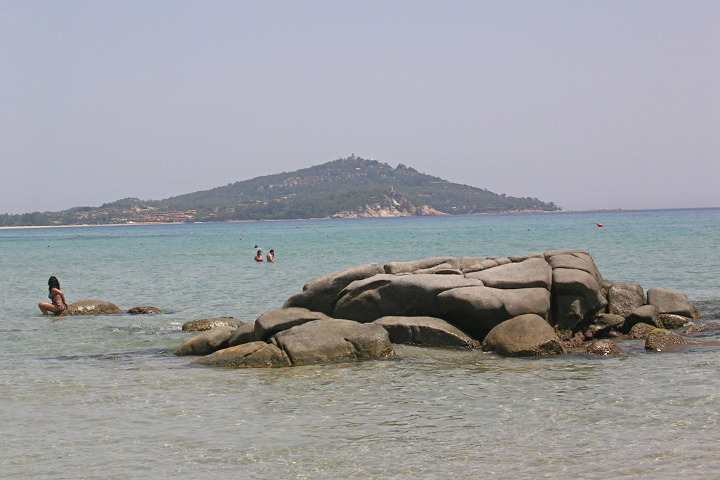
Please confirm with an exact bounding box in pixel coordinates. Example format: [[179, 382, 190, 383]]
[[3, 206, 719, 230]]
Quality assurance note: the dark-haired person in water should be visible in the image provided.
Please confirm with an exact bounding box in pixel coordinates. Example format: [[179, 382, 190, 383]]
[[38, 276, 68, 315], [266, 249, 275, 262], [254, 250, 264, 262]]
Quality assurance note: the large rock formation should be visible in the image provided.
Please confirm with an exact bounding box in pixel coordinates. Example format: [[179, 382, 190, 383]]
[[176, 250, 708, 368]]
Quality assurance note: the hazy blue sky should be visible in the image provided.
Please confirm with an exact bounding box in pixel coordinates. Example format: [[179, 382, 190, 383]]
[[2, 1, 718, 214]]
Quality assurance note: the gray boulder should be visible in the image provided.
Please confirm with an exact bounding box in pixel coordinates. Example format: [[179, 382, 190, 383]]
[[58, 300, 122, 316], [271, 319, 394, 366], [607, 283, 645, 317], [182, 317, 240, 332], [437, 286, 551, 340], [255, 308, 332, 341], [647, 288, 701, 319], [283, 263, 384, 315], [195, 341, 291, 368], [227, 322, 257, 346], [332, 274, 483, 323], [373, 316, 480, 348], [384, 257, 459, 274], [465, 257, 552, 290], [481, 314, 566, 357], [173, 325, 237, 356]]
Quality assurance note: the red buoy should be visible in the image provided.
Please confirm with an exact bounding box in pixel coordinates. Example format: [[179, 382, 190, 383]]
[[596, 223, 604, 227]]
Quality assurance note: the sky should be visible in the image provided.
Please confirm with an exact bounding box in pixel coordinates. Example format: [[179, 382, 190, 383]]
[[2, 0, 719, 214]]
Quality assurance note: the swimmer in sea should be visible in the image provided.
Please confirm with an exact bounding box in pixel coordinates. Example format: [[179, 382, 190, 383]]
[[266, 249, 275, 263], [38, 276, 68, 315], [254, 250, 264, 262]]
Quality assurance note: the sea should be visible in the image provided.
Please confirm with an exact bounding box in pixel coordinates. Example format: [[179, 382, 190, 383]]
[[1, 208, 719, 479]]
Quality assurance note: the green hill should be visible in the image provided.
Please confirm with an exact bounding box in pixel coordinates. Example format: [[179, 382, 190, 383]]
[[0, 156, 560, 226]]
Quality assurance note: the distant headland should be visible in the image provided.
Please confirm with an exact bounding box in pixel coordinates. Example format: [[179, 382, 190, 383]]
[[0, 156, 560, 227]]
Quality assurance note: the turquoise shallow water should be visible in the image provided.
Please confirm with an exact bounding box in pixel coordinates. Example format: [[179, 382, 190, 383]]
[[1, 209, 719, 479]]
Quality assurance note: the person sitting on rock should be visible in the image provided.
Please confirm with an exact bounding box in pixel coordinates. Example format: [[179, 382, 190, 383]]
[[38, 276, 68, 315]]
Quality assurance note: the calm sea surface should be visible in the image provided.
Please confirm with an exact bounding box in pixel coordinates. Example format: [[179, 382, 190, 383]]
[[1, 209, 719, 479]]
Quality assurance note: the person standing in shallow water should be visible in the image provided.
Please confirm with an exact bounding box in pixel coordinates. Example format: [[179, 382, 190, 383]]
[[266, 249, 275, 263], [38, 276, 68, 315], [254, 250, 264, 262]]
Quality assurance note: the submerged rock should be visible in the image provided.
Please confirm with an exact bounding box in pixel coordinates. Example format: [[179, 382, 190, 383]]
[[182, 317, 240, 332], [127, 306, 163, 315]]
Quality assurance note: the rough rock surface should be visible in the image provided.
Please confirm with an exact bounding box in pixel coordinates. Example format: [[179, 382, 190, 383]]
[[481, 314, 566, 357], [58, 300, 122, 316], [373, 316, 480, 348]]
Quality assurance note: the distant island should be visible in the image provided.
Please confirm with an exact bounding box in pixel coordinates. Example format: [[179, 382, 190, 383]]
[[0, 156, 560, 227]]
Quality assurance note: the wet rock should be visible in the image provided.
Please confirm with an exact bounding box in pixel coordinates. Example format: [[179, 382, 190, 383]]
[[586, 339, 622, 356], [126, 306, 163, 314], [59, 300, 122, 316], [628, 322, 656, 339], [182, 317, 240, 332], [373, 316, 480, 348], [481, 314, 566, 357], [682, 322, 720, 335], [173, 325, 236, 356], [195, 341, 291, 368], [645, 330, 702, 352], [659, 314, 692, 329]]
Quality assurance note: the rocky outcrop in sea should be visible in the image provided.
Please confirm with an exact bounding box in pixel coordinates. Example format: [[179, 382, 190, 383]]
[[173, 249, 716, 368]]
